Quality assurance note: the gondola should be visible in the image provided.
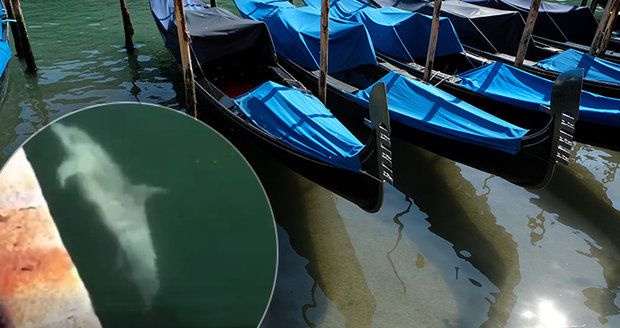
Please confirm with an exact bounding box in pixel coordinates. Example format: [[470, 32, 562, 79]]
[[234, 0, 582, 188], [299, 0, 619, 151], [0, 1, 11, 105], [370, 0, 620, 97], [461, 0, 620, 60], [149, 0, 393, 213]]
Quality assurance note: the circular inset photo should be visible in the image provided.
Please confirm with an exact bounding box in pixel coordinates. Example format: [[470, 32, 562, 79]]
[[0, 103, 277, 328]]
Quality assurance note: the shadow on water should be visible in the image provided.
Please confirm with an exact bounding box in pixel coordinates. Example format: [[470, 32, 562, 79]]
[[391, 138, 521, 327], [242, 143, 377, 328], [527, 145, 620, 324]]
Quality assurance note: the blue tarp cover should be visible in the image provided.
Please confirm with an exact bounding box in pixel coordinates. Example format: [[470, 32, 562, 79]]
[[536, 49, 620, 86], [236, 0, 528, 153], [458, 62, 620, 127], [235, 0, 377, 73], [351, 72, 528, 154], [305, 0, 464, 61], [0, 42, 9, 77], [235, 81, 364, 171]]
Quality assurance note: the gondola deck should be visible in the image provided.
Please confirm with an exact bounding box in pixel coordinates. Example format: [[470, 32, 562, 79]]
[[150, 0, 392, 212], [295, 0, 618, 151], [234, 0, 582, 188], [348, 0, 620, 97]]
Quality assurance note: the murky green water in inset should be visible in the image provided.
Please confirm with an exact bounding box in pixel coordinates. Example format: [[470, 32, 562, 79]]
[[22, 104, 277, 328], [0, 0, 618, 327]]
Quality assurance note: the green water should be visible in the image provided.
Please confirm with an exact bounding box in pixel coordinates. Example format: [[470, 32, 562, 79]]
[[22, 104, 277, 328], [0, 0, 619, 327]]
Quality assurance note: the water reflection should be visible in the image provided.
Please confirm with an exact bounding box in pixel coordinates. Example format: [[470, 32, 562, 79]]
[[253, 152, 376, 328], [251, 133, 620, 327], [52, 123, 163, 308], [458, 147, 620, 327], [572, 144, 620, 212], [392, 139, 519, 327], [521, 299, 567, 328]]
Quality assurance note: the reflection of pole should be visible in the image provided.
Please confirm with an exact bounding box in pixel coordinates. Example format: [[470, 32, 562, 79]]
[[515, 0, 542, 67], [173, 0, 198, 117], [318, 0, 329, 103], [9, 0, 36, 73], [424, 0, 442, 82], [119, 0, 134, 54]]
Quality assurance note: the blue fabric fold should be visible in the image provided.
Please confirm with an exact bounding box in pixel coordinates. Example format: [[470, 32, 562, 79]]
[[352, 72, 528, 154], [235, 0, 377, 73], [536, 49, 620, 86], [235, 81, 364, 171], [458, 62, 620, 127], [305, 0, 464, 61]]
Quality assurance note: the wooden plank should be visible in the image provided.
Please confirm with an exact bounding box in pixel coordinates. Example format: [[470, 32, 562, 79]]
[[173, 0, 198, 117], [119, 0, 134, 53], [318, 0, 329, 103], [515, 0, 542, 67], [423, 0, 442, 82], [3, 0, 23, 58], [9, 0, 36, 73], [590, 0, 616, 54], [597, 0, 620, 55]]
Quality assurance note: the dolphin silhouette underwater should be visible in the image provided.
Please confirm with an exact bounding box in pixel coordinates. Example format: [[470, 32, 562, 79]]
[[51, 123, 166, 309]]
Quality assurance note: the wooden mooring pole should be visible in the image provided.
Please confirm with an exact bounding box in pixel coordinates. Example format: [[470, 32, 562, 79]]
[[211, 0, 217, 7], [3, 0, 23, 58], [514, 0, 542, 67], [423, 0, 442, 82], [595, 0, 620, 55], [119, 0, 134, 53], [318, 0, 329, 103], [173, 0, 197, 117], [8, 0, 36, 73]]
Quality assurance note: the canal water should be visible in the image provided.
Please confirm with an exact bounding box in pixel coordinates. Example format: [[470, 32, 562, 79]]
[[0, 0, 618, 327]]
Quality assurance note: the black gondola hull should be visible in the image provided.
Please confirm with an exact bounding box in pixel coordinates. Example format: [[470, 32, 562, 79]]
[[279, 58, 559, 188], [191, 84, 385, 213]]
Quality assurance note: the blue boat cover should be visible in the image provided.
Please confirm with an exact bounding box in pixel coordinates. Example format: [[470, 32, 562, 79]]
[[458, 62, 620, 127], [235, 81, 364, 171], [235, 0, 377, 73], [0, 41, 9, 78], [0, 1, 10, 77], [351, 72, 528, 154], [236, 0, 528, 154], [304, 0, 465, 61], [536, 49, 620, 86]]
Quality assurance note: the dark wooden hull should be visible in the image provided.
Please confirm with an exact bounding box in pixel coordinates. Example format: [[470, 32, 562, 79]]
[[279, 58, 560, 188], [191, 81, 384, 212], [533, 37, 620, 64], [150, 6, 385, 212]]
